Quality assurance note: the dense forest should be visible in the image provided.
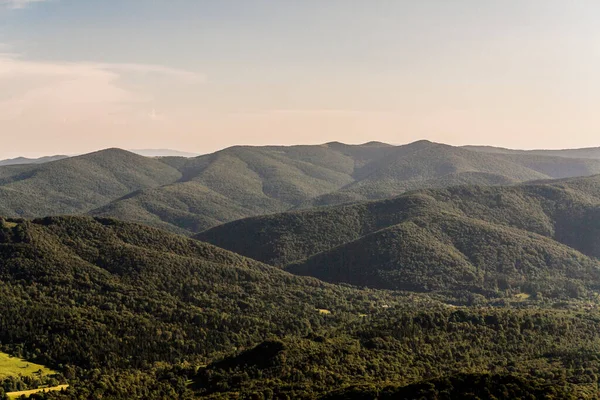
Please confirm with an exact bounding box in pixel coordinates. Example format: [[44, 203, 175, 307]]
[[199, 175, 600, 299], [2, 216, 600, 398]]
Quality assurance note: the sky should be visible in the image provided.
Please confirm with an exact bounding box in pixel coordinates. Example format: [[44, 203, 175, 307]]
[[1, 0, 599, 158]]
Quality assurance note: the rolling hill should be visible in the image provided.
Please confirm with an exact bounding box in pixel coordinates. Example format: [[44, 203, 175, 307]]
[[198, 175, 600, 298], [0, 148, 182, 218], [90, 141, 600, 234], [464, 144, 600, 159], [3, 141, 600, 235], [3, 216, 600, 398], [0, 155, 68, 166], [0, 215, 417, 398], [0, 215, 398, 366], [89, 142, 393, 232]]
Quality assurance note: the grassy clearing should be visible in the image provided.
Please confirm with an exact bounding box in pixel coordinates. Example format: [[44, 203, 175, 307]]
[[6, 384, 69, 399], [514, 293, 531, 301], [0, 352, 55, 380]]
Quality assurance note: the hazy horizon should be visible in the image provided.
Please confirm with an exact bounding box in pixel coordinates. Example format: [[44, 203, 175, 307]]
[[2, 0, 599, 159], [3, 139, 600, 160]]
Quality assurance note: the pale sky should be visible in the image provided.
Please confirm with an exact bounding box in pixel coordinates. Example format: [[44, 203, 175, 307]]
[[1, 0, 599, 158]]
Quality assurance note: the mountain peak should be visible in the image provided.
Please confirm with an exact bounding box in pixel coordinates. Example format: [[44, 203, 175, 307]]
[[405, 139, 437, 147], [80, 148, 150, 161], [360, 141, 393, 147], [0, 155, 68, 167]]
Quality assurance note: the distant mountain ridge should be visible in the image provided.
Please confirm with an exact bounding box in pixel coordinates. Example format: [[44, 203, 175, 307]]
[[0, 155, 68, 166], [88, 140, 600, 234], [463, 144, 600, 159], [0, 149, 199, 166], [2, 140, 600, 234], [0, 148, 181, 217]]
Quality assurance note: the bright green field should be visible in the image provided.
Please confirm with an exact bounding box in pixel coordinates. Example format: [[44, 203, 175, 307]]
[[6, 385, 69, 399], [0, 352, 55, 380]]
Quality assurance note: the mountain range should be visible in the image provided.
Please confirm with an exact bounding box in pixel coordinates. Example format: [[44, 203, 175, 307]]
[[198, 174, 600, 298], [464, 144, 600, 159], [0, 149, 198, 167], [0, 155, 68, 167], [3, 140, 600, 235], [3, 140, 600, 398]]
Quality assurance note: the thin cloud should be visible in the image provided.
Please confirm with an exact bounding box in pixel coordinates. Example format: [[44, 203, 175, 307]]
[[0, 54, 205, 83], [0, 53, 205, 122]]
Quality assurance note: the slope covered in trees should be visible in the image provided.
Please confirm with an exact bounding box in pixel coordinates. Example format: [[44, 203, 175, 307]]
[[3, 142, 600, 235], [3, 216, 600, 398], [90, 141, 600, 234], [0, 149, 181, 217], [0, 216, 424, 398], [0, 155, 68, 167], [198, 175, 600, 298], [89, 143, 391, 233], [464, 144, 600, 159], [195, 306, 600, 399]]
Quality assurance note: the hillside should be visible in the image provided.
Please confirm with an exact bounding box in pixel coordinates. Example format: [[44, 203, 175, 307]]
[[195, 306, 600, 398], [0, 216, 398, 365], [198, 175, 600, 298], [0, 215, 419, 398], [307, 141, 545, 206], [91, 141, 600, 234], [3, 142, 600, 235], [0, 155, 68, 167], [0, 149, 182, 218], [464, 144, 600, 159], [3, 216, 600, 398], [90, 143, 392, 232]]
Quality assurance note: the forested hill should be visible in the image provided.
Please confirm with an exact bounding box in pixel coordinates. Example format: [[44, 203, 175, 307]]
[[3, 142, 600, 235], [464, 144, 600, 159], [0, 155, 68, 166], [4, 216, 600, 398], [92, 141, 600, 234], [0, 215, 422, 398], [0, 148, 181, 217], [194, 307, 600, 399], [0, 215, 402, 367], [197, 174, 600, 298]]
